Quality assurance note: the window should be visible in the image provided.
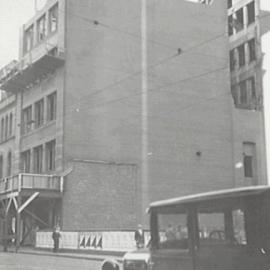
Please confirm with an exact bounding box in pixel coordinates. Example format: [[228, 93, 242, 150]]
[[22, 106, 32, 134], [231, 77, 257, 110], [46, 140, 56, 171], [34, 99, 44, 128], [247, 1, 255, 25], [243, 142, 256, 180], [157, 213, 188, 250], [37, 15, 46, 43], [0, 155, 3, 179], [237, 44, 245, 67], [49, 4, 58, 33], [33, 145, 43, 173], [235, 8, 244, 32], [228, 0, 232, 9], [24, 25, 34, 53], [239, 81, 248, 105], [228, 15, 234, 36], [0, 118, 3, 141], [248, 76, 256, 99], [229, 49, 236, 71], [248, 39, 256, 62], [7, 152, 11, 177], [9, 113, 13, 137], [21, 150, 31, 173], [5, 115, 8, 140], [47, 92, 57, 121]]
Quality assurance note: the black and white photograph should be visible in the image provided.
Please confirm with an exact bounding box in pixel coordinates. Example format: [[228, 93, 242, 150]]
[[0, 0, 270, 269]]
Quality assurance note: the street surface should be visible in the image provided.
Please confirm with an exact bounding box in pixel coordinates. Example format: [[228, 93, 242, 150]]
[[0, 252, 105, 270]]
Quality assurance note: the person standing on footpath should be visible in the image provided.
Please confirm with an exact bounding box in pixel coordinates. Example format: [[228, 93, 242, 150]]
[[52, 225, 61, 252], [134, 224, 145, 249]]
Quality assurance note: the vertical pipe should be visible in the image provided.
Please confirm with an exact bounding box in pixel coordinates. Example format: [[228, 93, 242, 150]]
[[141, 0, 148, 226]]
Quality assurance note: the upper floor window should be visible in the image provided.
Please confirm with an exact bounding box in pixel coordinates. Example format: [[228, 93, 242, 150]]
[[228, 15, 234, 36], [243, 142, 256, 182], [22, 105, 32, 134], [0, 155, 3, 179], [247, 1, 255, 25], [34, 99, 44, 128], [237, 44, 245, 67], [248, 38, 256, 62], [4, 115, 8, 140], [47, 92, 57, 122], [33, 145, 43, 173], [9, 113, 13, 137], [231, 76, 257, 110], [24, 25, 34, 53], [37, 15, 46, 43], [49, 4, 58, 33], [1, 118, 4, 141], [230, 49, 236, 71], [21, 150, 31, 173], [46, 140, 56, 171], [235, 8, 244, 32], [7, 151, 12, 177]]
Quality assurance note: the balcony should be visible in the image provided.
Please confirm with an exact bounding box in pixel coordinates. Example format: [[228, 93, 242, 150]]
[[0, 45, 65, 92], [0, 173, 63, 199]]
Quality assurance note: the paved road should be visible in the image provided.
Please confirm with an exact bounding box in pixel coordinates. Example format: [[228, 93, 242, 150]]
[[0, 252, 102, 270]]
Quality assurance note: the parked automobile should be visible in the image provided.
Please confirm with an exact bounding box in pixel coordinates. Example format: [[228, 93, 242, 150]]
[[120, 186, 270, 270]]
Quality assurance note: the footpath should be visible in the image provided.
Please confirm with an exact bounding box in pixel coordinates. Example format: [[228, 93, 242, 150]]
[[1, 246, 125, 263]]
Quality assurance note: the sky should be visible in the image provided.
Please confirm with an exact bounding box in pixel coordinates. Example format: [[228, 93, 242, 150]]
[[0, 0, 270, 181]]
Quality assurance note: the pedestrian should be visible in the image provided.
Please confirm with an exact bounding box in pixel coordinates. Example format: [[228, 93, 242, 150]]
[[52, 225, 61, 252], [134, 224, 144, 249]]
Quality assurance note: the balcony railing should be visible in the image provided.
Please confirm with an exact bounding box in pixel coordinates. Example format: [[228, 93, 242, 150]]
[[0, 173, 63, 195], [0, 45, 65, 92]]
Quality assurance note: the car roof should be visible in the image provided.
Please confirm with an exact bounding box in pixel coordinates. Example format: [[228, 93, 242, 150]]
[[149, 185, 270, 212]]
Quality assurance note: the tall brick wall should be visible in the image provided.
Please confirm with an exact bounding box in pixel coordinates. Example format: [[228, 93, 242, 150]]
[[62, 161, 138, 230]]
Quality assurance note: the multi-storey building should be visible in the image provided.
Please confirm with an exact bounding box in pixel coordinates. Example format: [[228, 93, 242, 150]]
[[0, 0, 267, 248], [228, 0, 268, 187]]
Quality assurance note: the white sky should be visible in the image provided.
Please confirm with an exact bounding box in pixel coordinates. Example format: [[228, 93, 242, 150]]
[[0, 0, 270, 183]]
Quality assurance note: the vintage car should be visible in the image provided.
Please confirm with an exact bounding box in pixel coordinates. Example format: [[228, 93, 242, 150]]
[[120, 186, 270, 270]]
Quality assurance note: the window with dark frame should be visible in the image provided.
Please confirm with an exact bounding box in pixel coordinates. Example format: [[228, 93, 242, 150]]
[[21, 150, 31, 173], [46, 140, 56, 171], [33, 145, 43, 173], [230, 49, 236, 71], [248, 38, 256, 62], [34, 99, 44, 128], [47, 92, 57, 122], [237, 44, 245, 67], [228, 15, 234, 36], [1, 118, 4, 141], [4, 115, 8, 140], [24, 25, 34, 53], [247, 1, 255, 25], [7, 151, 11, 177], [22, 106, 32, 134], [9, 113, 13, 137], [37, 15, 46, 43], [235, 8, 244, 32], [239, 80, 248, 105], [0, 155, 3, 179], [243, 142, 256, 179], [49, 4, 58, 33]]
